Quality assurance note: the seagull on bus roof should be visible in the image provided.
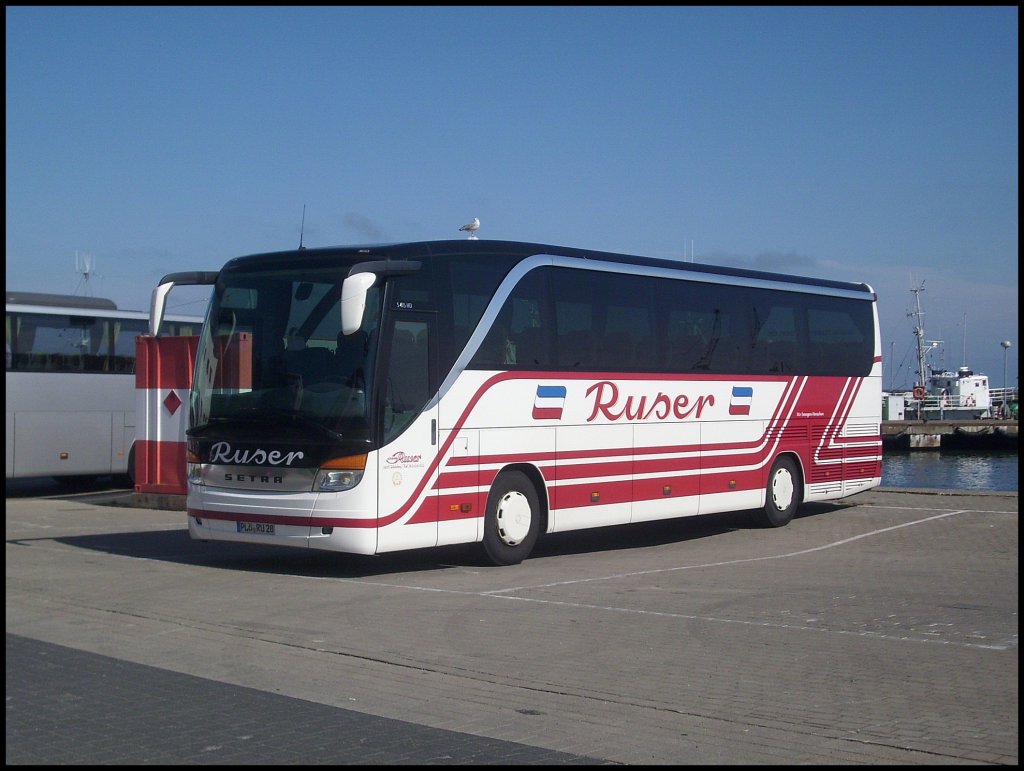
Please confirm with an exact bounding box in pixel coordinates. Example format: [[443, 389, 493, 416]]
[[459, 217, 480, 238]]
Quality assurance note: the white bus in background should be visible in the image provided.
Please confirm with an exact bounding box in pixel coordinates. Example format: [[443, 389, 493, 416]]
[[5, 291, 202, 485], [165, 239, 882, 565]]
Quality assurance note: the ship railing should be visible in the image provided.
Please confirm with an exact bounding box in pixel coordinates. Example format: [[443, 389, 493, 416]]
[[989, 386, 1019, 420], [915, 394, 984, 410], [989, 386, 1018, 404], [899, 393, 991, 421]]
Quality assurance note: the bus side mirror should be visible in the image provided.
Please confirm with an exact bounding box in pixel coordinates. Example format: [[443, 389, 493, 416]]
[[149, 271, 218, 337], [149, 281, 175, 338], [340, 272, 377, 336]]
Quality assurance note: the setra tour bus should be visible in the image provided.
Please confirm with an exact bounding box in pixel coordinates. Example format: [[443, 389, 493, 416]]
[[156, 239, 882, 565], [6, 291, 202, 484]]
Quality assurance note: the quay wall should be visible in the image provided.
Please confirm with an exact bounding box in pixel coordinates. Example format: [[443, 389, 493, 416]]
[[882, 419, 1018, 450]]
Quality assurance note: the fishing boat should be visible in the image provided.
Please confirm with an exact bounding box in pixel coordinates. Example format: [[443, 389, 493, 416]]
[[917, 365, 991, 419], [885, 283, 993, 420]]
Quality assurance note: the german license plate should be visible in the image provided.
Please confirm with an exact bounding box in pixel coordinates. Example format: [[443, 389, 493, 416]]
[[237, 521, 275, 535]]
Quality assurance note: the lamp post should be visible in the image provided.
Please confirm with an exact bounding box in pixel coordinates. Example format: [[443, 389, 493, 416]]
[[1000, 341, 1011, 417]]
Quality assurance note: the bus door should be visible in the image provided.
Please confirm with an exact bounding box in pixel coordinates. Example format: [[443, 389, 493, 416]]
[[376, 311, 440, 552]]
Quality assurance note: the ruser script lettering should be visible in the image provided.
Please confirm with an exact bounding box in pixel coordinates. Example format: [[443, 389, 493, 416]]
[[209, 441, 305, 466], [585, 381, 714, 422]]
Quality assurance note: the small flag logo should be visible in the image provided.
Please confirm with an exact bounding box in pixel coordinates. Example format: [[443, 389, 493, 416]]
[[729, 386, 753, 415], [532, 385, 567, 420]]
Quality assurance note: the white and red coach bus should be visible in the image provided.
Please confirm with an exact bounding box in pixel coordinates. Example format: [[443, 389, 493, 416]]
[[156, 240, 882, 565]]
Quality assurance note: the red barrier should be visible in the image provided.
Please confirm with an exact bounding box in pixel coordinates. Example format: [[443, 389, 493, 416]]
[[134, 335, 199, 495]]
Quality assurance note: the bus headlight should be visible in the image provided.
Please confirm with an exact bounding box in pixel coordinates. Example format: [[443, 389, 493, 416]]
[[314, 453, 367, 492]]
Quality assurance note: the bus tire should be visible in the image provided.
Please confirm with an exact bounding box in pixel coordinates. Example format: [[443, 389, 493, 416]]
[[482, 470, 540, 566], [53, 475, 97, 488], [757, 455, 801, 528], [125, 443, 137, 487]]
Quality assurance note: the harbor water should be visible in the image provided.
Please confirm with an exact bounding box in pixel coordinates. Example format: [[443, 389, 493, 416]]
[[881, 449, 1018, 493]]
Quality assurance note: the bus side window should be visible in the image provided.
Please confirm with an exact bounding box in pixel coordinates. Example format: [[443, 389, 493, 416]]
[[513, 326, 546, 368], [601, 332, 635, 369], [751, 299, 799, 375], [392, 328, 422, 381], [558, 330, 594, 369], [477, 314, 515, 367], [384, 320, 430, 442], [666, 329, 705, 371], [504, 272, 550, 369]]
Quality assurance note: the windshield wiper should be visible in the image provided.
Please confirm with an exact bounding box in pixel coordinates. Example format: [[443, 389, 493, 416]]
[[188, 409, 342, 441], [262, 408, 344, 441]]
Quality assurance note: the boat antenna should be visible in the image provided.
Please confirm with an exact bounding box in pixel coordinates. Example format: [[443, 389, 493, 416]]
[[298, 204, 307, 250], [908, 281, 927, 389], [960, 312, 967, 368], [74, 251, 101, 296]]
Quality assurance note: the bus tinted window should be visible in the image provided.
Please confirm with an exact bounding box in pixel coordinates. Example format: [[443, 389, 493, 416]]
[[383, 318, 431, 443], [658, 280, 745, 374], [7, 311, 198, 374], [505, 269, 549, 368], [463, 264, 876, 378], [473, 267, 550, 369], [448, 257, 512, 364], [600, 274, 654, 371], [806, 301, 873, 376], [549, 269, 594, 369], [7, 312, 112, 373], [750, 293, 802, 374], [111, 318, 149, 373]]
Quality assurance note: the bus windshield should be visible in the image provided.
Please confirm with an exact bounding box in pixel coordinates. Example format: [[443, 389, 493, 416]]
[[189, 266, 383, 448]]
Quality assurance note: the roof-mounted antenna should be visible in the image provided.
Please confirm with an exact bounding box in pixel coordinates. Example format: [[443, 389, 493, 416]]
[[298, 204, 307, 250], [74, 250, 99, 296]]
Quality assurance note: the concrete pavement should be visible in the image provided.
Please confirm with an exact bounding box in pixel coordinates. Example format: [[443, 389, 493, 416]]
[[6, 483, 1018, 765]]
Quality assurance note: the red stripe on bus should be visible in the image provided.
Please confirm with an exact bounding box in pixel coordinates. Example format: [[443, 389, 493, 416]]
[[384, 371, 864, 529]]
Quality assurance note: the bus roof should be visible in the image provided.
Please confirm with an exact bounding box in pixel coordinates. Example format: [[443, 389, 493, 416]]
[[6, 291, 118, 310], [219, 239, 874, 296], [6, 291, 202, 323]]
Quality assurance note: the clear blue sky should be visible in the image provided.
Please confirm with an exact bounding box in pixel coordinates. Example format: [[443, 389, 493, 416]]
[[6, 6, 1018, 389]]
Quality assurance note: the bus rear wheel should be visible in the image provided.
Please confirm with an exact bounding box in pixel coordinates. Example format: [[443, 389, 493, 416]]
[[53, 475, 98, 488], [482, 470, 540, 566], [124, 443, 137, 487], [757, 455, 801, 528]]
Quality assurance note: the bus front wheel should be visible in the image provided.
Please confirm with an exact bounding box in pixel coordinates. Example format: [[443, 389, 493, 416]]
[[482, 470, 540, 566], [757, 456, 801, 528]]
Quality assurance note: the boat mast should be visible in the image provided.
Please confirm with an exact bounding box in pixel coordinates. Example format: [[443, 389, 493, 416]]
[[909, 283, 928, 389], [960, 312, 967, 368], [908, 281, 944, 388]]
